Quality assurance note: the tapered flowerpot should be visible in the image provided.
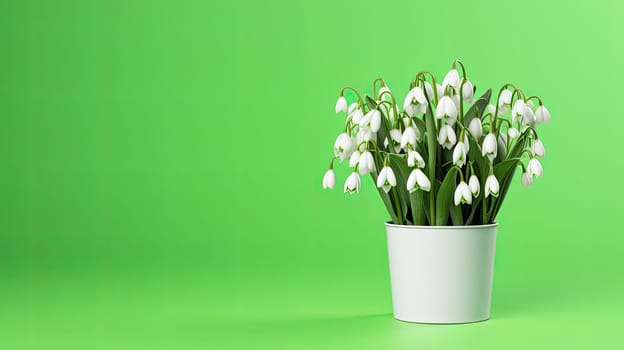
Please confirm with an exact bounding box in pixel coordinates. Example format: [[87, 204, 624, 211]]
[[385, 222, 498, 324]]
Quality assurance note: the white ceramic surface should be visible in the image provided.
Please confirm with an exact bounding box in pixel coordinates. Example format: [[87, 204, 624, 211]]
[[385, 223, 497, 324]]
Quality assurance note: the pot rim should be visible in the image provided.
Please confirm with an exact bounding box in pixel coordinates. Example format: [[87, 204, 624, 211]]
[[385, 222, 498, 230]]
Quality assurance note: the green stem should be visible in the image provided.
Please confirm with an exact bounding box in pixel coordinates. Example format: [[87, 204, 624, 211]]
[[481, 161, 487, 223], [340, 86, 363, 103], [391, 189, 403, 225], [454, 59, 467, 79]]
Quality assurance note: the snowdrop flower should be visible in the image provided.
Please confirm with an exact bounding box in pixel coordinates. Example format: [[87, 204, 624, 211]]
[[454, 181, 472, 205], [468, 175, 480, 197], [424, 81, 435, 101], [452, 94, 460, 110], [484, 175, 500, 198], [358, 151, 376, 175], [377, 166, 397, 193], [442, 69, 460, 90], [407, 150, 425, 168], [384, 129, 402, 153], [356, 127, 374, 152], [528, 158, 543, 177], [487, 103, 496, 116], [452, 141, 468, 167], [524, 104, 536, 127], [348, 102, 358, 114], [461, 80, 474, 103], [322, 169, 335, 189], [400, 126, 419, 150], [349, 150, 361, 168], [436, 83, 444, 100], [335, 96, 347, 114], [511, 99, 526, 124], [437, 124, 457, 150], [344, 171, 361, 194], [334, 132, 355, 161], [378, 85, 391, 99], [521, 171, 533, 186], [481, 133, 498, 161], [508, 127, 520, 139], [350, 108, 364, 125], [531, 139, 545, 157], [462, 133, 470, 152], [380, 103, 397, 121], [498, 90, 512, 107], [435, 96, 458, 124], [468, 118, 483, 139], [407, 168, 431, 193], [535, 105, 551, 124], [370, 109, 382, 132], [361, 109, 382, 132], [403, 87, 427, 116]]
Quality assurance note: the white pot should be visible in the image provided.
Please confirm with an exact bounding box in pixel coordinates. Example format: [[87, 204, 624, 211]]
[[385, 222, 498, 324]]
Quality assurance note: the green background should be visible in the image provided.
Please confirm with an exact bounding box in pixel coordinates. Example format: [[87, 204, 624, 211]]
[[1, 0, 623, 348]]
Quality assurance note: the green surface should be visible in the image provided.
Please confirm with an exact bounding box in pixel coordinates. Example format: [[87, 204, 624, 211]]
[[1, 0, 623, 349]]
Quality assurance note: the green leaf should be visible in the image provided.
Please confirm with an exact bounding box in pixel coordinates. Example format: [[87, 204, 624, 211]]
[[409, 189, 427, 225], [463, 89, 492, 127], [389, 154, 412, 224], [412, 117, 427, 140], [465, 195, 483, 225], [449, 198, 464, 225], [488, 158, 521, 222], [467, 134, 483, 177], [435, 166, 458, 226], [508, 129, 530, 159], [424, 105, 438, 224], [365, 95, 377, 110], [370, 152, 399, 224]]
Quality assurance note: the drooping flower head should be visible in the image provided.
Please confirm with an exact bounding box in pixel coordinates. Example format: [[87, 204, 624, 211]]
[[377, 166, 397, 193], [438, 124, 457, 150], [454, 181, 472, 205], [407, 168, 431, 193], [344, 172, 361, 194], [322, 169, 335, 189]]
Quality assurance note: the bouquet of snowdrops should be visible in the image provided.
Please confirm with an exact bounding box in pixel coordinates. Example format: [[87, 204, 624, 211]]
[[322, 60, 550, 226]]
